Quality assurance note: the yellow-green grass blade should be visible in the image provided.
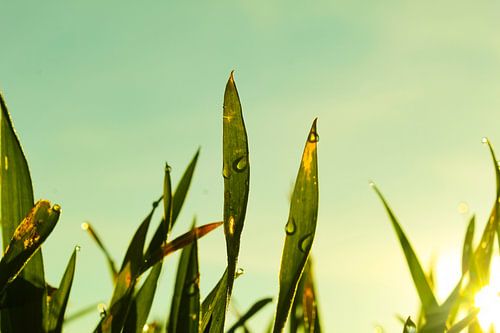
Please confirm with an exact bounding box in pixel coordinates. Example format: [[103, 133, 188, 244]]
[[226, 297, 273, 333], [123, 261, 162, 333], [64, 303, 98, 323], [302, 260, 321, 333], [372, 184, 438, 313], [0, 93, 47, 332], [447, 309, 479, 333], [201, 269, 228, 332], [273, 119, 319, 333], [0, 200, 60, 292], [81, 221, 118, 281], [222, 71, 250, 312], [402, 317, 416, 333], [46, 247, 77, 333], [167, 223, 200, 333], [462, 216, 475, 275]]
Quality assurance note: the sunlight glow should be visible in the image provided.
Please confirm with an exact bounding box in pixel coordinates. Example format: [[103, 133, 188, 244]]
[[474, 257, 500, 331]]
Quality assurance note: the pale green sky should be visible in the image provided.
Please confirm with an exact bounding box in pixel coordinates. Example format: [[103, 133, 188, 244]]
[[1, 1, 500, 332]]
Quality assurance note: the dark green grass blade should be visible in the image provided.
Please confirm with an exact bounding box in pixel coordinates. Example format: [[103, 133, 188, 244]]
[[222, 71, 250, 310], [123, 261, 162, 333], [167, 225, 200, 333], [226, 297, 273, 333], [201, 270, 228, 332], [0, 200, 60, 292], [462, 216, 475, 275], [0, 93, 46, 332], [402, 317, 416, 333], [274, 119, 319, 333], [81, 222, 118, 281], [47, 247, 77, 333], [372, 184, 438, 313]]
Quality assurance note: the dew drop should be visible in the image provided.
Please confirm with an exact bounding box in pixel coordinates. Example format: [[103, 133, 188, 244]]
[[481, 241, 488, 249], [222, 165, 230, 179], [75, 245, 81, 252], [52, 204, 61, 213], [97, 303, 107, 318], [299, 233, 314, 253], [482, 137, 489, 144], [236, 267, 245, 277], [228, 216, 235, 235], [186, 278, 199, 296], [369, 181, 375, 188], [232, 155, 248, 172], [165, 163, 172, 172], [3, 156, 8, 171], [81, 222, 89, 231], [285, 218, 296, 235], [308, 131, 319, 143], [190, 313, 197, 321], [143, 324, 150, 332]]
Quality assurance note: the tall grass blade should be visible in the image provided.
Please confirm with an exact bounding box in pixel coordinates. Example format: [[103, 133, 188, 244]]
[[167, 223, 200, 333], [81, 222, 118, 281], [0, 93, 47, 332], [274, 119, 319, 333], [226, 297, 273, 333], [222, 71, 250, 311], [372, 184, 438, 313], [46, 247, 77, 333]]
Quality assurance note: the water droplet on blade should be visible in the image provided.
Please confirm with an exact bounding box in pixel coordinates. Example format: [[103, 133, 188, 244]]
[[81, 222, 89, 231], [299, 233, 314, 253], [3, 156, 8, 171], [75, 245, 81, 252], [236, 267, 245, 277], [232, 155, 248, 172], [482, 137, 489, 144], [97, 303, 107, 318], [308, 131, 319, 143], [186, 278, 199, 296], [222, 165, 230, 179], [285, 218, 296, 235]]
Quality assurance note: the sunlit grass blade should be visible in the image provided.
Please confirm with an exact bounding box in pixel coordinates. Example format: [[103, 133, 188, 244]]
[[222, 71, 250, 308], [142, 221, 222, 275], [123, 262, 162, 333], [372, 184, 438, 313], [462, 216, 475, 275], [402, 317, 416, 333], [81, 221, 118, 281], [274, 119, 319, 333], [0, 200, 60, 292], [447, 309, 479, 333], [302, 260, 321, 333], [226, 297, 273, 333], [200, 270, 228, 332], [0, 93, 46, 332], [167, 223, 200, 333], [46, 247, 77, 333]]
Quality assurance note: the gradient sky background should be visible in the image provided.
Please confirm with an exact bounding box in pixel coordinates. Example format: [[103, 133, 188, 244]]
[[1, 1, 500, 332]]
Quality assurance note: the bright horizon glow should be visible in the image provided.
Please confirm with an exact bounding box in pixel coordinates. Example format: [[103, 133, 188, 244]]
[[474, 257, 500, 330]]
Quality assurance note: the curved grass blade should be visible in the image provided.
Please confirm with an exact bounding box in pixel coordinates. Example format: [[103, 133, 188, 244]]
[[167, 223, 200, 333], [201, 270, 228, 332], [462, 216, 475, 275], [0, 200, 60, 292], [273, 119, 319, 333], [447, 308, 479, 333], [226, 297, 273, 333], [81, 222, 118, 281], [0, 93, 47, 332], [402, 317, 416, 333], [372, 184, 438, 313], [123, 261, 162, 333], [47, 247, 77, 333]]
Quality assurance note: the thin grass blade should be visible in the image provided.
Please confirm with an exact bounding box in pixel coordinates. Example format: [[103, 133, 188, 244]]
[[47, 247, 77, 333], [201, 270, 228, 332], [462, 216, 475, 275], [81, 221, 118, 281], [273, 119, 319, 333], [447, 309, 479, 333], [226, 297, 273, 333]]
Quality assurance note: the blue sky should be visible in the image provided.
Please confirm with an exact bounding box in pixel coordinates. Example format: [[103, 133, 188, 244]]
[[1, 1, 500, 331]]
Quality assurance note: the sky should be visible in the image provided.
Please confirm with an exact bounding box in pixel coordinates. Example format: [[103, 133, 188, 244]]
[[1, 1, 500, 332]]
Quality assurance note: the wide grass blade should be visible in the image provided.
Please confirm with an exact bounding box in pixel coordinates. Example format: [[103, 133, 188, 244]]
[[226, 297, 273, 333], [372, 184, 438, 313], [167, 224, 200, 333], [402, 317, 416, 333], [81, 222, 118, 281], [123, 262, 162, 333], [222, 71, 250, 306], [273, 119, 319, 333], [0, 200, 60, 292], [201, 270, 228, 332], [0, 93, 47, 332], [46, 247, 77, 333]]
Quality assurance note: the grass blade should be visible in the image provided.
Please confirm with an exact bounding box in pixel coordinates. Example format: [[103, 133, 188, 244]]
[[0, 200, 60, 292], [0, 93, 47, 332], [47, 247, 77, 333], [167, 223, 200, 333], [226, 297, 273, 333], [201, 270, 228, 332], [372, 184, 438, 313], [447, 309, 479, 333], [273, 119, 319, 333], [462, 216, 475, 275], [222, 71, 250, 309], [81, 222, 118, 281]]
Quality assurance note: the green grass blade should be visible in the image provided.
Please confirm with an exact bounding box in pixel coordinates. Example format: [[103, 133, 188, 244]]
[[462, 216, 475, 275], [47, 247, 77, 333], [302, 260, 321, 333], [64, 303, 99, 323], [372, 184, 438, 313], [273, 119, 319, 333], [222, 71, 250, 310], [163, 163, 173, 235], [0, 200, 60, 292], [447, 309, 479, 333], [123, 262, 162, 333], [201, 270, 228, 332], [167, 223, 200, 333], [0, 93, 47, 332], [226, 297, 273, 333], [81, 222, 118, 281], [402, 317, 416, 333]]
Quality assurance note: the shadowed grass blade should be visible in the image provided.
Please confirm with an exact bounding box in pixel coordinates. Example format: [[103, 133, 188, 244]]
[[123, 262, 162, 333], [226, 297, 273, 333], [222, 71, 250, 307], [0, 93, 46, 332], [274, 119, 319, 333], [0, 200, 60, 292], [201, 270, 228, 332], [167, 224, 200, 333], [47, 247, 77, 333], [372, 184, 438, 313], [81, 222, 118, 281], [402, 317, 416, 333]]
